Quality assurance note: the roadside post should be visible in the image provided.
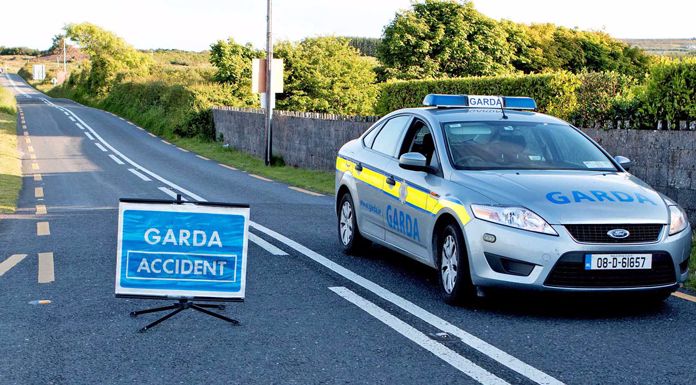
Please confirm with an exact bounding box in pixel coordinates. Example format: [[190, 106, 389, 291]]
[[115, 195, 250, 332]]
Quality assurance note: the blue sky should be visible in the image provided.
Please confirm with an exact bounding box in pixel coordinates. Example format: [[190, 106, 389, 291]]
[[1, 0, 694, 51]]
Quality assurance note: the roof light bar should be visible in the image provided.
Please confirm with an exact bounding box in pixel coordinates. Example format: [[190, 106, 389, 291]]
[[422, 94, 537, 110]]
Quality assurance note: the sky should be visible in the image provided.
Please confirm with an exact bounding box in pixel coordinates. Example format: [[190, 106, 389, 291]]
[[1, 0, 694, 51]]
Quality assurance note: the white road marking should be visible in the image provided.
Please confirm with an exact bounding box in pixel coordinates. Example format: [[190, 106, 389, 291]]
[[5, 73, 31, 98], [128, 168, 152, 182], [196, 155, 210, 161], [250, 174, 272, 182], [37, 222, 50, 236], [69, 116, 76, 122], [76, 123, 85, 130], [249, 233, 288, 256], [63, 111, 69, 116], [108, 154, 125, 165], [178, 147, 189, 153], [0, 254, 27, 277], [158, 186, 187, 200], [40, 97, 561, 384], [250, 222, 564, 385], [330, 286, 510, 385], [219, 163, 237, 171], [289, 186, 324, 197], [95, 143, 108, 152], [84, 132, 95, 140], [38, 252, 54, 283]]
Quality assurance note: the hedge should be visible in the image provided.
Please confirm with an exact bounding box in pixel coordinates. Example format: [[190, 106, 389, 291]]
[[375, 72, 580, 120]]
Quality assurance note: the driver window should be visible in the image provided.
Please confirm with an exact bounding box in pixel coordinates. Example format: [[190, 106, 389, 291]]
[[400, 119, 438, 168]]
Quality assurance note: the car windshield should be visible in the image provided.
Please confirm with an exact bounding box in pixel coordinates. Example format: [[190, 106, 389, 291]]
[[442, 121, 618, 171]]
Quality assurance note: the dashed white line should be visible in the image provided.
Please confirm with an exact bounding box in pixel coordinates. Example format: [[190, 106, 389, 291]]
[[69, 116, 76, 122], [128, 168, 152, 182], [63, 111, 69, 116], [76, 123, 85, 130], [196, 155, 210, 161], [95, 143, 108, 152], [109, 154, 125, 165], [84, 132, 95, 140], [248, 233, 288, 256], [289, 186, 324, 197], [330, 286, 510, 385], [249, 174, 272, 182]]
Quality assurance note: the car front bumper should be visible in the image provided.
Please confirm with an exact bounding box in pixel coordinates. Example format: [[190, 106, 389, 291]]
[[464, 219, 692, 292]]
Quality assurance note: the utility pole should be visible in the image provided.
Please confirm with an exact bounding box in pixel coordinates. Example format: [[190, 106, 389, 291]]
[[264, 0, 273, 166]]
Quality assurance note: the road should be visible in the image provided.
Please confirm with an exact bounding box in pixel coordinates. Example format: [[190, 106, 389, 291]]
[[0, 73, 694, 385]]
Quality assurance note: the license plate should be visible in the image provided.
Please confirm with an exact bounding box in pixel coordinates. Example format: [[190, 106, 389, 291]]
[[584, 254, 652, 270]]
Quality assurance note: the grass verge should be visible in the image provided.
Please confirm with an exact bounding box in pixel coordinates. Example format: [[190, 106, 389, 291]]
[[0, 86, 21, 213], [171, 137, 335, 195]]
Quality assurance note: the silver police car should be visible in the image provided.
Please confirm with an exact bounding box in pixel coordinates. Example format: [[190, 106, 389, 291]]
[[335, 94, 691, 303]]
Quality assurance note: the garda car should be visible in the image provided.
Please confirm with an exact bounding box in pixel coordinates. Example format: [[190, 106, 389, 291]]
[[335, 94, 691, 303]]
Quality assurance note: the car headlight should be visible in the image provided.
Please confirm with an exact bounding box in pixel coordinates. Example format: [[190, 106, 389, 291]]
[[471, 204, 558, 235], [669, 205, 688, 235]]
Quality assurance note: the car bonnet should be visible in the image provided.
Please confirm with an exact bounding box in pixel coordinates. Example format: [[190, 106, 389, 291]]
[[449, 170, 669, 225]]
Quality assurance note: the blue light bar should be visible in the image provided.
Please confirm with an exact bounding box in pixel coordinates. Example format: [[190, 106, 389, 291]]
[[422, 94, 537, 110]]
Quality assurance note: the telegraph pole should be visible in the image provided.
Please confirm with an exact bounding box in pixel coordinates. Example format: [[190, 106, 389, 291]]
[[264, 0, 273, 166]]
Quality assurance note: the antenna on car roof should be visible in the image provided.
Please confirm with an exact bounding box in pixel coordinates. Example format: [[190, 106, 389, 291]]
[[498, 96, 508, 120]]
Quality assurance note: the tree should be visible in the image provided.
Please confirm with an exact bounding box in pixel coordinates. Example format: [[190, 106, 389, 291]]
[[65, 23, 151, 95], [378, 0, 513, 80], [274, 37, 378, 115], [209, 38, 261, 102]]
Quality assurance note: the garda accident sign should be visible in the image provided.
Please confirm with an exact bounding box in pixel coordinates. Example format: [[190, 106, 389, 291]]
[[115, 200, 250, 300]]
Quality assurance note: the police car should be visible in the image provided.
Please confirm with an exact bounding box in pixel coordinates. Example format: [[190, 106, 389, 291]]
[[335, 94, 691, 303]]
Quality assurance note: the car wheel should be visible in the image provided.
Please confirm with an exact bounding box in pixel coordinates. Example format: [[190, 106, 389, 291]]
[[338, 192, 366, 254], [437, 223, 475, 304]]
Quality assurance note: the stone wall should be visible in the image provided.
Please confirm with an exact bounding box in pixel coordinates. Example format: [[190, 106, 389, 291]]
[[214, 107, 696, 224], [584, 128, 696, 225]]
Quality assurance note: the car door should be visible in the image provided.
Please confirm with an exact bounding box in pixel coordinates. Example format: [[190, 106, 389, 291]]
[[354, 115, 412, 241], [384, 117, 443, 263]]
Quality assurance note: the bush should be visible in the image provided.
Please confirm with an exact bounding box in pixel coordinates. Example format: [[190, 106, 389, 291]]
[[571, 71, 636, 127], [375, 72, 580, 119], [642, 57, 696, 122]]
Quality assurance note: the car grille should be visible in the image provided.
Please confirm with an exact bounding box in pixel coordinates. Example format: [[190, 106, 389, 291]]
[[565, 224, 663, 243], [544, 252, 676, 288]]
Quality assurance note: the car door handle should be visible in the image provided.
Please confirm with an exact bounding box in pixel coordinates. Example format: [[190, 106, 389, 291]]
[[386, 176, 396, 186], [354, 163, 363, 172]]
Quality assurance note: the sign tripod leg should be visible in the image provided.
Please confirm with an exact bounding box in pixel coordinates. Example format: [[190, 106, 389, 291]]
[[131, 299, 239, 333]]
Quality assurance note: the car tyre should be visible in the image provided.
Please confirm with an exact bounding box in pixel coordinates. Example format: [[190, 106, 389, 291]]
[[338, 192, 367, 254], [437, 223, 476, 305]]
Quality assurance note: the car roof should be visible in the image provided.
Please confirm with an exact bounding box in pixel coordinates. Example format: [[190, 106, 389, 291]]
[[396, 107, 568, 125]]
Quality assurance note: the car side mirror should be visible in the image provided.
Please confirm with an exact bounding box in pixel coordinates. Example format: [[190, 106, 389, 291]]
[[614, 155, 632, 171], [399, 152, 429, 172]]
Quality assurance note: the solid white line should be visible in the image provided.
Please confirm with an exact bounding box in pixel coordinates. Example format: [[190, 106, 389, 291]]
[[40, 97, 560, 384], [128, 168, 152, 182], [249, 233, 288, 256], [95, 143, 108, 152], [158, 186, 187, 200], [330, 286, 510, 385], [249, 221, 563, 385], [109, 154, 125, 165], [84, 131, 94, 140]]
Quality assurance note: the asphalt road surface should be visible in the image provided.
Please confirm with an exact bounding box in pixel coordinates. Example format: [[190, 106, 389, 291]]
[[1, 73, 694, 385]]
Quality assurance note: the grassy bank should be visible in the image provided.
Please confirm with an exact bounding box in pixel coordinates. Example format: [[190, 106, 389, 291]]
[[171, 137, 334, 195], [0, 86, 21, 213]]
